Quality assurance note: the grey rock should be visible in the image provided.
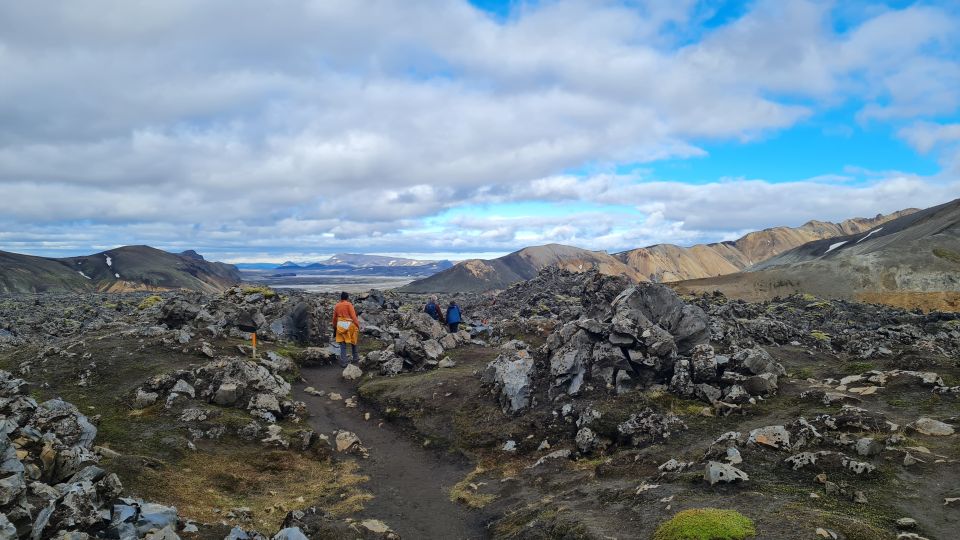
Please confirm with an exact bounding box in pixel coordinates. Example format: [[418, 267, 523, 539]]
[[248, 393, 281, 415], [170, 379, 195, 398], [272, 528, 309, 540], [438, 357, 456, 369], [617, 408, 687, 446], [575, 427, 599, 454], [735, 347, 786, 377], [482, 350, 535, 413], [704, 461, 748, 485], [743, 373, 778, 396], [908, 417, 954, 436], [214, 383, 240, 406], [0, 474, 25, 506], [0, 513, 16, 540], [341, 364, 363, 381], [134, 389, 159, 408], [855, 437, 884, 457], [748, 425, 791, 450]]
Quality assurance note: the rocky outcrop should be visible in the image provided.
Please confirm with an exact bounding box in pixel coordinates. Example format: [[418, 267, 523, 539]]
[[538, 277, 786, 404], [135, 355, 302, 424], [0, 370, 181, 538]]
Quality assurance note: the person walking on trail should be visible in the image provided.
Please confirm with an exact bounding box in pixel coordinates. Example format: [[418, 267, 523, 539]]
[[333, 292, 360, 367], [424, 296, 444, 323], [445, 300, 462, 333]]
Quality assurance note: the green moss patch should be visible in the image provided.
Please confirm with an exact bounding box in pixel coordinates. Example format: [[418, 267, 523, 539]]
[[137, 295, 163, 310], [933, 247, 960, 264], [653, 508, 756, 540]]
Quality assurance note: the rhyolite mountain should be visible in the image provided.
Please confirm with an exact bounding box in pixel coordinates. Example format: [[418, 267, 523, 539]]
[[615, 209, 915, 282], [674, 198, 960, 311], [0, 245, 241, 293], [402, 208, 918, 294], [401, 244, 645, 293]]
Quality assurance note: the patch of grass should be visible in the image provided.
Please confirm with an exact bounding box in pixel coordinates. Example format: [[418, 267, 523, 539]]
[[941, 373, 960, 387], [493, 506, 594, 540], [653, 508, 756, 540], [822, 514, 896, 540], [449, 465, 496, 509], [645, 389, 707, 416], [241, 285, 277, 298], [805, 301, 833, 310], [810, 331, 831, 343], [841, 362, 875, 375], [137, 295, 163, 310], [792, 367, 814, 380], [801, 293, 818, 302], [933, 247, 960, 264], [117, 448, 370, 531], [919, 393, 941, 413]]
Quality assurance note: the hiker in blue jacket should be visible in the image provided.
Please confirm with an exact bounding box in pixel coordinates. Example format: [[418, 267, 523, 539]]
[[446, 300, 462, 333], [424, 296, 444, 323]]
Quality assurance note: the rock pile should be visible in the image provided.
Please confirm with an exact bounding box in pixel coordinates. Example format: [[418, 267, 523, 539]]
[[535, 278, 787, 405], [694, 292, 960, 359], [362, 311, 471, 376], [0, 370, 183, 538], [542, 281, 710, 398], [152, 287, 332, 346], [135, 354, 303, 424]]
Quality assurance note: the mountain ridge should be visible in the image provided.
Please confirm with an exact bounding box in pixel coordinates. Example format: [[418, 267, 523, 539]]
[[673, 198, 960, 311], [402, 208, 919, 294], [400, 243, 645, 293], [615, 209, 916, 282], [0, 245, 241, 293]]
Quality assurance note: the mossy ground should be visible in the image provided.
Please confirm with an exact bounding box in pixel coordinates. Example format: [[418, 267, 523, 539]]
[[653, 508, 756, 540], [109, 446, 369, 531]]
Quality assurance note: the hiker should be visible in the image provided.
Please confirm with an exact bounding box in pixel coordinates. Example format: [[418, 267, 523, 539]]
[[446, 300, 462, 333], [332, 291, 360, 367], [424, 296, 444, 322]]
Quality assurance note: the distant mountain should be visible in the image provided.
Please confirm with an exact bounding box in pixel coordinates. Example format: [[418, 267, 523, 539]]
[[617, 209, 916, 282], [674, 199, 960, 311], [323, 253, 446, 268], [0, 245, 241, 293], [238, 254, 452, 274], [401, 244, 645, 293], [178, 249, 205, 261]]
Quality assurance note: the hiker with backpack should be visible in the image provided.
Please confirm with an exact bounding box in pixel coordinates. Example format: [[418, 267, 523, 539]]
[[424, 296, 445, 323], [445, 300, 463, 333], [332, 291, 360, 367]]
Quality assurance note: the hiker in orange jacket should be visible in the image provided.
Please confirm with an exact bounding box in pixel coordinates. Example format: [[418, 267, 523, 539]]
[[332, 292, 360, 367]]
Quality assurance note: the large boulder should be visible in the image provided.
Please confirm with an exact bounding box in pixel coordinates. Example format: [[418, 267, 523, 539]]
[[482, 350, 536, 413]]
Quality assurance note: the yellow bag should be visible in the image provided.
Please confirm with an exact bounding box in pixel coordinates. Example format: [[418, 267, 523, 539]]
[[335, 317, 358, 345]]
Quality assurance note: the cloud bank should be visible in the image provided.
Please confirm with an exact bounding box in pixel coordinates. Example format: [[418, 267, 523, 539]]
[[1, 0, 958, 261]]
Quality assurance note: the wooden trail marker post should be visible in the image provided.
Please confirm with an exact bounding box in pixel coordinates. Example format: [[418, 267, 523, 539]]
[[237, 323, 258, 360]]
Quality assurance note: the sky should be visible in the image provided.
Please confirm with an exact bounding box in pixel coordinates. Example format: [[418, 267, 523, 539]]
[[1, 0, 959, 263]]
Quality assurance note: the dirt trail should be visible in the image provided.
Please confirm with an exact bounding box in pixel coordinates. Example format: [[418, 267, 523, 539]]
[[295, 366, 489, 540]]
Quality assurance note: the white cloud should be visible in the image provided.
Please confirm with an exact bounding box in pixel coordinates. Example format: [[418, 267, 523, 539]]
[[0, 0, 958, 259]]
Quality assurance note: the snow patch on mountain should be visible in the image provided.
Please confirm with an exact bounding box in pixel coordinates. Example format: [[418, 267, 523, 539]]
[[857, 227, 883, 243], [825, 241, 847, 254]]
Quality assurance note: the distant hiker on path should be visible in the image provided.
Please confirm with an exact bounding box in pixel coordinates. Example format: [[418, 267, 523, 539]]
[[333, 292, 360, 367], [424, 296, 445, 323], [446, 300, 462, 333]]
